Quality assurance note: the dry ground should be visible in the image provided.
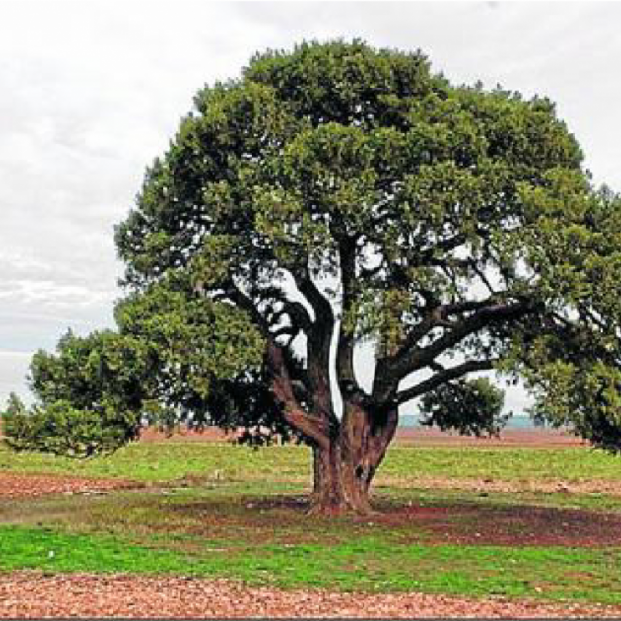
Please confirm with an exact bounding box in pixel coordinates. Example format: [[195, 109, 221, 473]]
[[0, 473, 139, 498], [1, 572, 620, 619], [140, 425, 584, 447]]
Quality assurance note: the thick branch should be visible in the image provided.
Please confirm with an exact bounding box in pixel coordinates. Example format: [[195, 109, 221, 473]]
[[221, 279, 332, 444], [395, 359, 497, 405], [296, 268, 334, 327], [443, 297, 502, 315], [290, 265, 337, 421], [267, 341, 330, 448], [385, 297, 500, 378], [391, 301, 531, 379], [336, 238, 360, 392]]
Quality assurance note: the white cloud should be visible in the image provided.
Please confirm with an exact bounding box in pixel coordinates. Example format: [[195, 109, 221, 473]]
[[0, 351, 33, 405]]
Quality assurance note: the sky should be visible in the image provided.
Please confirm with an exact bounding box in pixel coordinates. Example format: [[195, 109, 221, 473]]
[[1, 0, 620, 414]]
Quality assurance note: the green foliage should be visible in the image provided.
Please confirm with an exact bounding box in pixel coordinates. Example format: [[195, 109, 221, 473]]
[[2, 400, 137, 458], [7, 39, 621, 458], [3, 331, 152, 457], [495, 189, 621, 451], [113, 40, 601, 442], [115, 280, 304, 446], [418, 377, 508, 436], [116, 39, 584, 318], [3, 279, 296, 455]]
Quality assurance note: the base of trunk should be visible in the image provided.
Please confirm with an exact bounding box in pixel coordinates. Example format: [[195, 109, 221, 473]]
[[307, 498, 375, 517], [309, 444, 375, 516], [305, 404, 398, 516]]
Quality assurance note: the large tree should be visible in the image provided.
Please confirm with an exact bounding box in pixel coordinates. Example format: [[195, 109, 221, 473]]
[[6, 40, 621, 514]]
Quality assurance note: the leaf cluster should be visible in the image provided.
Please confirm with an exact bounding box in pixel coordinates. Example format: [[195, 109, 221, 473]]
[[419, 376, 509, 437]]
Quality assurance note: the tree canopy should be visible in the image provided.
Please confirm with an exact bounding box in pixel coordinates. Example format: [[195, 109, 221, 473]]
[[5, 40, 621, 513]]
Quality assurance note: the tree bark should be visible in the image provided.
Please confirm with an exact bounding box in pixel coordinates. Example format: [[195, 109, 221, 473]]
[[309, 404, 398, 516]]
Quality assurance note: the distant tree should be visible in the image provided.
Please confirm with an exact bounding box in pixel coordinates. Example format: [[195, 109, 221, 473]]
[[5, 40, 621, 514]]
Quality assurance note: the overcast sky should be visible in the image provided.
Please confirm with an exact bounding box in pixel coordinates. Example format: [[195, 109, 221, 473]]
[[1, 0, 620, 413]]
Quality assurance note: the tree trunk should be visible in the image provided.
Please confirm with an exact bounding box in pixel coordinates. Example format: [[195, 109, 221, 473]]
[[309, 440, 373, 515], [309, 405, 398, 516]]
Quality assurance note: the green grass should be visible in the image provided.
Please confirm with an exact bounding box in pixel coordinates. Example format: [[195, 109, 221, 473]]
[[2, 524, 621, 605], [0, 525, 192, 574], [2, 441, 621, 485], [3, 439, 621, 606], [382, 446, 621, 484], [0, 442, 310, 483]]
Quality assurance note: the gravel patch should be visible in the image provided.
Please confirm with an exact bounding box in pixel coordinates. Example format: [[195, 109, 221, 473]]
[[0, 473, 139, 498], [0, 572, 619, 618]]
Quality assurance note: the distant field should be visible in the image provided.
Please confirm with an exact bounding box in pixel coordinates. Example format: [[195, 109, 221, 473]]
[[1, 433, 621, 608], [0, 432, 614, 485], [399, 414, 556, 430]]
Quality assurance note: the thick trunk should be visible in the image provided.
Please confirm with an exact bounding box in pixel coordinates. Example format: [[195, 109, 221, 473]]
[[309, 405, 398, 516], [309, 440, 373, 515]]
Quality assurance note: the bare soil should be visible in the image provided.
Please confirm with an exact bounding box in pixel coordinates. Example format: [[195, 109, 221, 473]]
[[139, 425, 586, 448], [376, 502, 621, 547], [1, 572, 619, 619], [395, 426, 586, 448], [0, 472, 140, 498]]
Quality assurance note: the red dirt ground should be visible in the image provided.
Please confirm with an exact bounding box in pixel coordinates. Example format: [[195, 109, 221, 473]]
[[140, 425, 586, 448], [376, 502, 621, 547], [1, 572, 619, 619], [0, 472, 140, 498], [396, 426, 586, 447]]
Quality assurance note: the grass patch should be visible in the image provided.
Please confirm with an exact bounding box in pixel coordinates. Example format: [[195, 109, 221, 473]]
[[0, 524, 192, 574], [1, 524, 621, 605], [383, 446, 621, 483], [2, 442, 621, 486], [0, 442, 309, 483]]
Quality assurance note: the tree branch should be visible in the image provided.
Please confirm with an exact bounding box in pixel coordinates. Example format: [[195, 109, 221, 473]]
[[336, 237, 361, 393], [288, 264, 337, 422], [221, 279, 332, 444], [443, 297, 502, 315], [395, 359, 497, 405], [469, 259, 498, 296], [266, 341, 330, 448], [296, 268, 333, 326], [391, 301, 531, 379]]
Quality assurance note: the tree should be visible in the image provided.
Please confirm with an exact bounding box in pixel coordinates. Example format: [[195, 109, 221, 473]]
[[6, 40, 621, 514], [2, 330, 153, 457], [419, 377, 508, 437]]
